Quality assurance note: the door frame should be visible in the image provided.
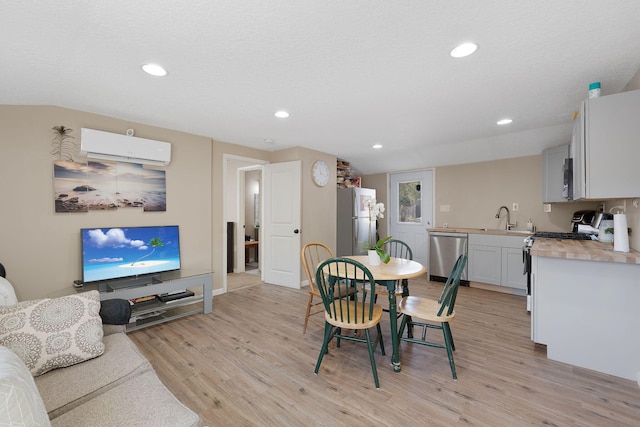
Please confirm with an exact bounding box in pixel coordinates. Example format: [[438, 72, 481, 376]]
[[221, 154, 268, 295]]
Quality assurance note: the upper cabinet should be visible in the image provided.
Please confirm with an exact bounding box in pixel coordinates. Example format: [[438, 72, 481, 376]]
[[571, 89, 640, 200], [542, 144, 569, 203]]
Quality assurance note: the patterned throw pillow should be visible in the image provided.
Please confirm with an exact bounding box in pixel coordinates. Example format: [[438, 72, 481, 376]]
[[0, 291, 105, 376]]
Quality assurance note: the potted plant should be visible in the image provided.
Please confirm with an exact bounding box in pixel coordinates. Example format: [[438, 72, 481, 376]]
[[361, 199, 392, 265]]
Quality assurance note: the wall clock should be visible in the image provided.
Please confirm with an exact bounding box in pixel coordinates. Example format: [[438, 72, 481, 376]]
[[311, 160, 330, 187]]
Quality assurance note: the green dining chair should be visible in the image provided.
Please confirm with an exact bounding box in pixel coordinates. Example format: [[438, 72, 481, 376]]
[[368, 239, 413, 316], [314, 258, 385, 389], [397, 253, 467, 380]]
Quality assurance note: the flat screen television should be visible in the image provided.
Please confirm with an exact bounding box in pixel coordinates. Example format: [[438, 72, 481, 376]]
[[81, 225, 181, 284]]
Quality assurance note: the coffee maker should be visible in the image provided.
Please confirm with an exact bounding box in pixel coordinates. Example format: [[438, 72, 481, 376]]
[[571, 210, 596, 233]]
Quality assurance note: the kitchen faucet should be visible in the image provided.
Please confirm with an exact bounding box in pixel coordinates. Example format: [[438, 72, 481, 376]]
[[495, 205, 517, 230]]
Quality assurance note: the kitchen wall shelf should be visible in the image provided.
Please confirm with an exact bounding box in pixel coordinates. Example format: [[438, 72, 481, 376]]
[[337, 159, 361, 188]]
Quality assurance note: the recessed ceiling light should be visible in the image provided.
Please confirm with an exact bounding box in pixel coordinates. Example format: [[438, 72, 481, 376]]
[[497, 118, 513, 125], [274, 111, 290, 118], [141, 63, 168, 77], [264, 138, 275, 144], [372, 144, 383, 149], [450, 42, 478, 58]]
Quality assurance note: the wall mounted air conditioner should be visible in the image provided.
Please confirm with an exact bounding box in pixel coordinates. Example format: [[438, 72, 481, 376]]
[[80, 128, 171, 166]]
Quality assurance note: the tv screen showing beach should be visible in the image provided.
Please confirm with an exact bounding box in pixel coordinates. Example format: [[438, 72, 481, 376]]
[[81, 225, 181, 283]]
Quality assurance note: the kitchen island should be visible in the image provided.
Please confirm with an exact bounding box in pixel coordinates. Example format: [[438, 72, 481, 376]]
[[531, 238, 640, 381]]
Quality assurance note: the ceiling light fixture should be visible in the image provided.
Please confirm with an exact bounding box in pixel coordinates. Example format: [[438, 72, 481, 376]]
[[497, 118, 513, 125], [274, 111, 290, 118], [141, 63, 168, 77], [372, 144, 383, 149], [450, 42, 478, 58]]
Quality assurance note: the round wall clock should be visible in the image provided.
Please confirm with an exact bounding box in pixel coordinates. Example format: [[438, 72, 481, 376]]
[[311, 160, 330, 187]]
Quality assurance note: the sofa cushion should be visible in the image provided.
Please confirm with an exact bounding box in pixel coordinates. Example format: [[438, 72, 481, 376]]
[[0, 346, 51, 426], [49, 370, 202, 427], [35, 332, 152, 419], [0, 291, 105, 376]]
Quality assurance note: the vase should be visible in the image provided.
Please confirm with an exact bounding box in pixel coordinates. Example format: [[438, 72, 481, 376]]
[[368, 250, 381, 266]]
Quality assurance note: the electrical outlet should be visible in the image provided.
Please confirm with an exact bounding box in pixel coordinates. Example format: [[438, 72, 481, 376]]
[[512, 203, 519, 211], [440, 205, 450, 212], [543, 204, 552, 213]]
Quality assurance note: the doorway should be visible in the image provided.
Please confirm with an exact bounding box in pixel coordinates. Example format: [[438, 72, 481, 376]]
[[222, 155, 268, 294]]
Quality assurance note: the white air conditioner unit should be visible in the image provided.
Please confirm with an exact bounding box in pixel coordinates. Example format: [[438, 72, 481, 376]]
[[80, 128, 171, 166]]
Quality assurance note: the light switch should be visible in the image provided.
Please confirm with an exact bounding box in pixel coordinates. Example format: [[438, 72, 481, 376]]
[[440, 205, 450, 212]]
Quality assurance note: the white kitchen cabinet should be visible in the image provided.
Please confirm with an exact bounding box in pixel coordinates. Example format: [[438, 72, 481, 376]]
[[501, 247, 526, 290], [468, 234, 526, 292], [542, 144, 569, 203], [468, 244, 501, 285], [531, 255, 640, 381], [572, 89, 640, 200]]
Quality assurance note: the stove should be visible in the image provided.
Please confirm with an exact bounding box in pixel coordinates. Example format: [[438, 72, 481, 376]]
[[524, 231, 594, 248], [532, 231, 594, 240]]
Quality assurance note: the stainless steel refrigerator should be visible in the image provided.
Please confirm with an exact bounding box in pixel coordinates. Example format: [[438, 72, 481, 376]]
[[337, 187, 376, 256]]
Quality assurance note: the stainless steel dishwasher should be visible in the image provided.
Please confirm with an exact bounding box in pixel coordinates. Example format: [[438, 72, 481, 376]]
[[429, 232, 468, 284]]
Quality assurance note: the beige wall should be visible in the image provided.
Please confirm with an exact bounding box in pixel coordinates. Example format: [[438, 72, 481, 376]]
[[0, 106, 338, 298], [364, 155, 639, 251], [434, 155, 601, 232], [0, 106, 213, 300], [3, 105, 637, 302]]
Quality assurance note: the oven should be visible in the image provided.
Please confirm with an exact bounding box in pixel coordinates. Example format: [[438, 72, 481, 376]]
[[522, 231, 594, 312]]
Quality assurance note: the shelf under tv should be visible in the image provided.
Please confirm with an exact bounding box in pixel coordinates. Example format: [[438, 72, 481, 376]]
[[127, 295, 204, 332], [98, 272, 213, 332]]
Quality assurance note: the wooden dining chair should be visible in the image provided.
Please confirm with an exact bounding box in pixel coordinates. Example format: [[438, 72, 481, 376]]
[[301, 242, 334, 333], [397, 253, 467, 380], [314, 258, 385, 389]]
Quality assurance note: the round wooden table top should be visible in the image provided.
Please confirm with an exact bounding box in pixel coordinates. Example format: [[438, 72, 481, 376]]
[[343, 255, 426, 281]]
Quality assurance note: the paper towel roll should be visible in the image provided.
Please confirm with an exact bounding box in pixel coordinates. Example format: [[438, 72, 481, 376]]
[[613, 214, 629, 252]]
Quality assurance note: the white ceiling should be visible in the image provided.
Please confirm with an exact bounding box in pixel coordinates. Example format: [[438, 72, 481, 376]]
[[2, 1, 640, 174]]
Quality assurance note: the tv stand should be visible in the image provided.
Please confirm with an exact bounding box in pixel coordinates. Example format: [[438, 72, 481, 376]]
[[92, 272, 212, 332]]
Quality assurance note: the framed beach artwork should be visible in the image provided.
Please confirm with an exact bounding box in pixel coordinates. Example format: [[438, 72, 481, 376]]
[[53, 160, 166, 213]]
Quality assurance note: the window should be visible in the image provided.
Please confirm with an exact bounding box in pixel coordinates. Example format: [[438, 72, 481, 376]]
[[398, 181, 421, 223]]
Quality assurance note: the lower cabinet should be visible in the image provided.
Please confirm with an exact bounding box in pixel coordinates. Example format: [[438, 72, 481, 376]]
[[501, 247, 526, 290], [468, 245, 501, 285], [468, 234, 526, 291]]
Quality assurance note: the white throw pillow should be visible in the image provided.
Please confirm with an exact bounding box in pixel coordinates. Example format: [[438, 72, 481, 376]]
[[0, 277, 18, 306], [0, 345, 51, 426], [0, 291, 105, 376]]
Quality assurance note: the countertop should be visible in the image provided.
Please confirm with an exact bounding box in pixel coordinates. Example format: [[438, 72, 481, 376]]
[[531, 238, 640, 264], [428, 227, 533, 236]]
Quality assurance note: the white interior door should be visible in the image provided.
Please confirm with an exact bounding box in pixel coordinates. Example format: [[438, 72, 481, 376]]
[[263, 161, 301, 288], [389, 170, 434, 267]]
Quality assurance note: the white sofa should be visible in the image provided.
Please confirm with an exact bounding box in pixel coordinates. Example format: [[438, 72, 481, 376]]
[[0, 275, 202, 427]]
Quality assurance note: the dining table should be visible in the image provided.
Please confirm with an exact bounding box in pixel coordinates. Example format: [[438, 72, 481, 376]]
[[343, 255, 426, 372]]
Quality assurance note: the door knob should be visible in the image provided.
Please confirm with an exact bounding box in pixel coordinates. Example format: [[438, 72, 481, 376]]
[[294, 229, 300, 234]]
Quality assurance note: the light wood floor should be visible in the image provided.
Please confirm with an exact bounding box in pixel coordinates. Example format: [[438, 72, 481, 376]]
[[129, 275, 640, 426]]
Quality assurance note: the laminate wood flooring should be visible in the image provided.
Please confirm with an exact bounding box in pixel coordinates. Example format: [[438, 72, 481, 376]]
[[128, 277, 640, 426]]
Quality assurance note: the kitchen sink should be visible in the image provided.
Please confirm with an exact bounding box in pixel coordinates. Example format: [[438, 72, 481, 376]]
[[471, 228, 532, 235]]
